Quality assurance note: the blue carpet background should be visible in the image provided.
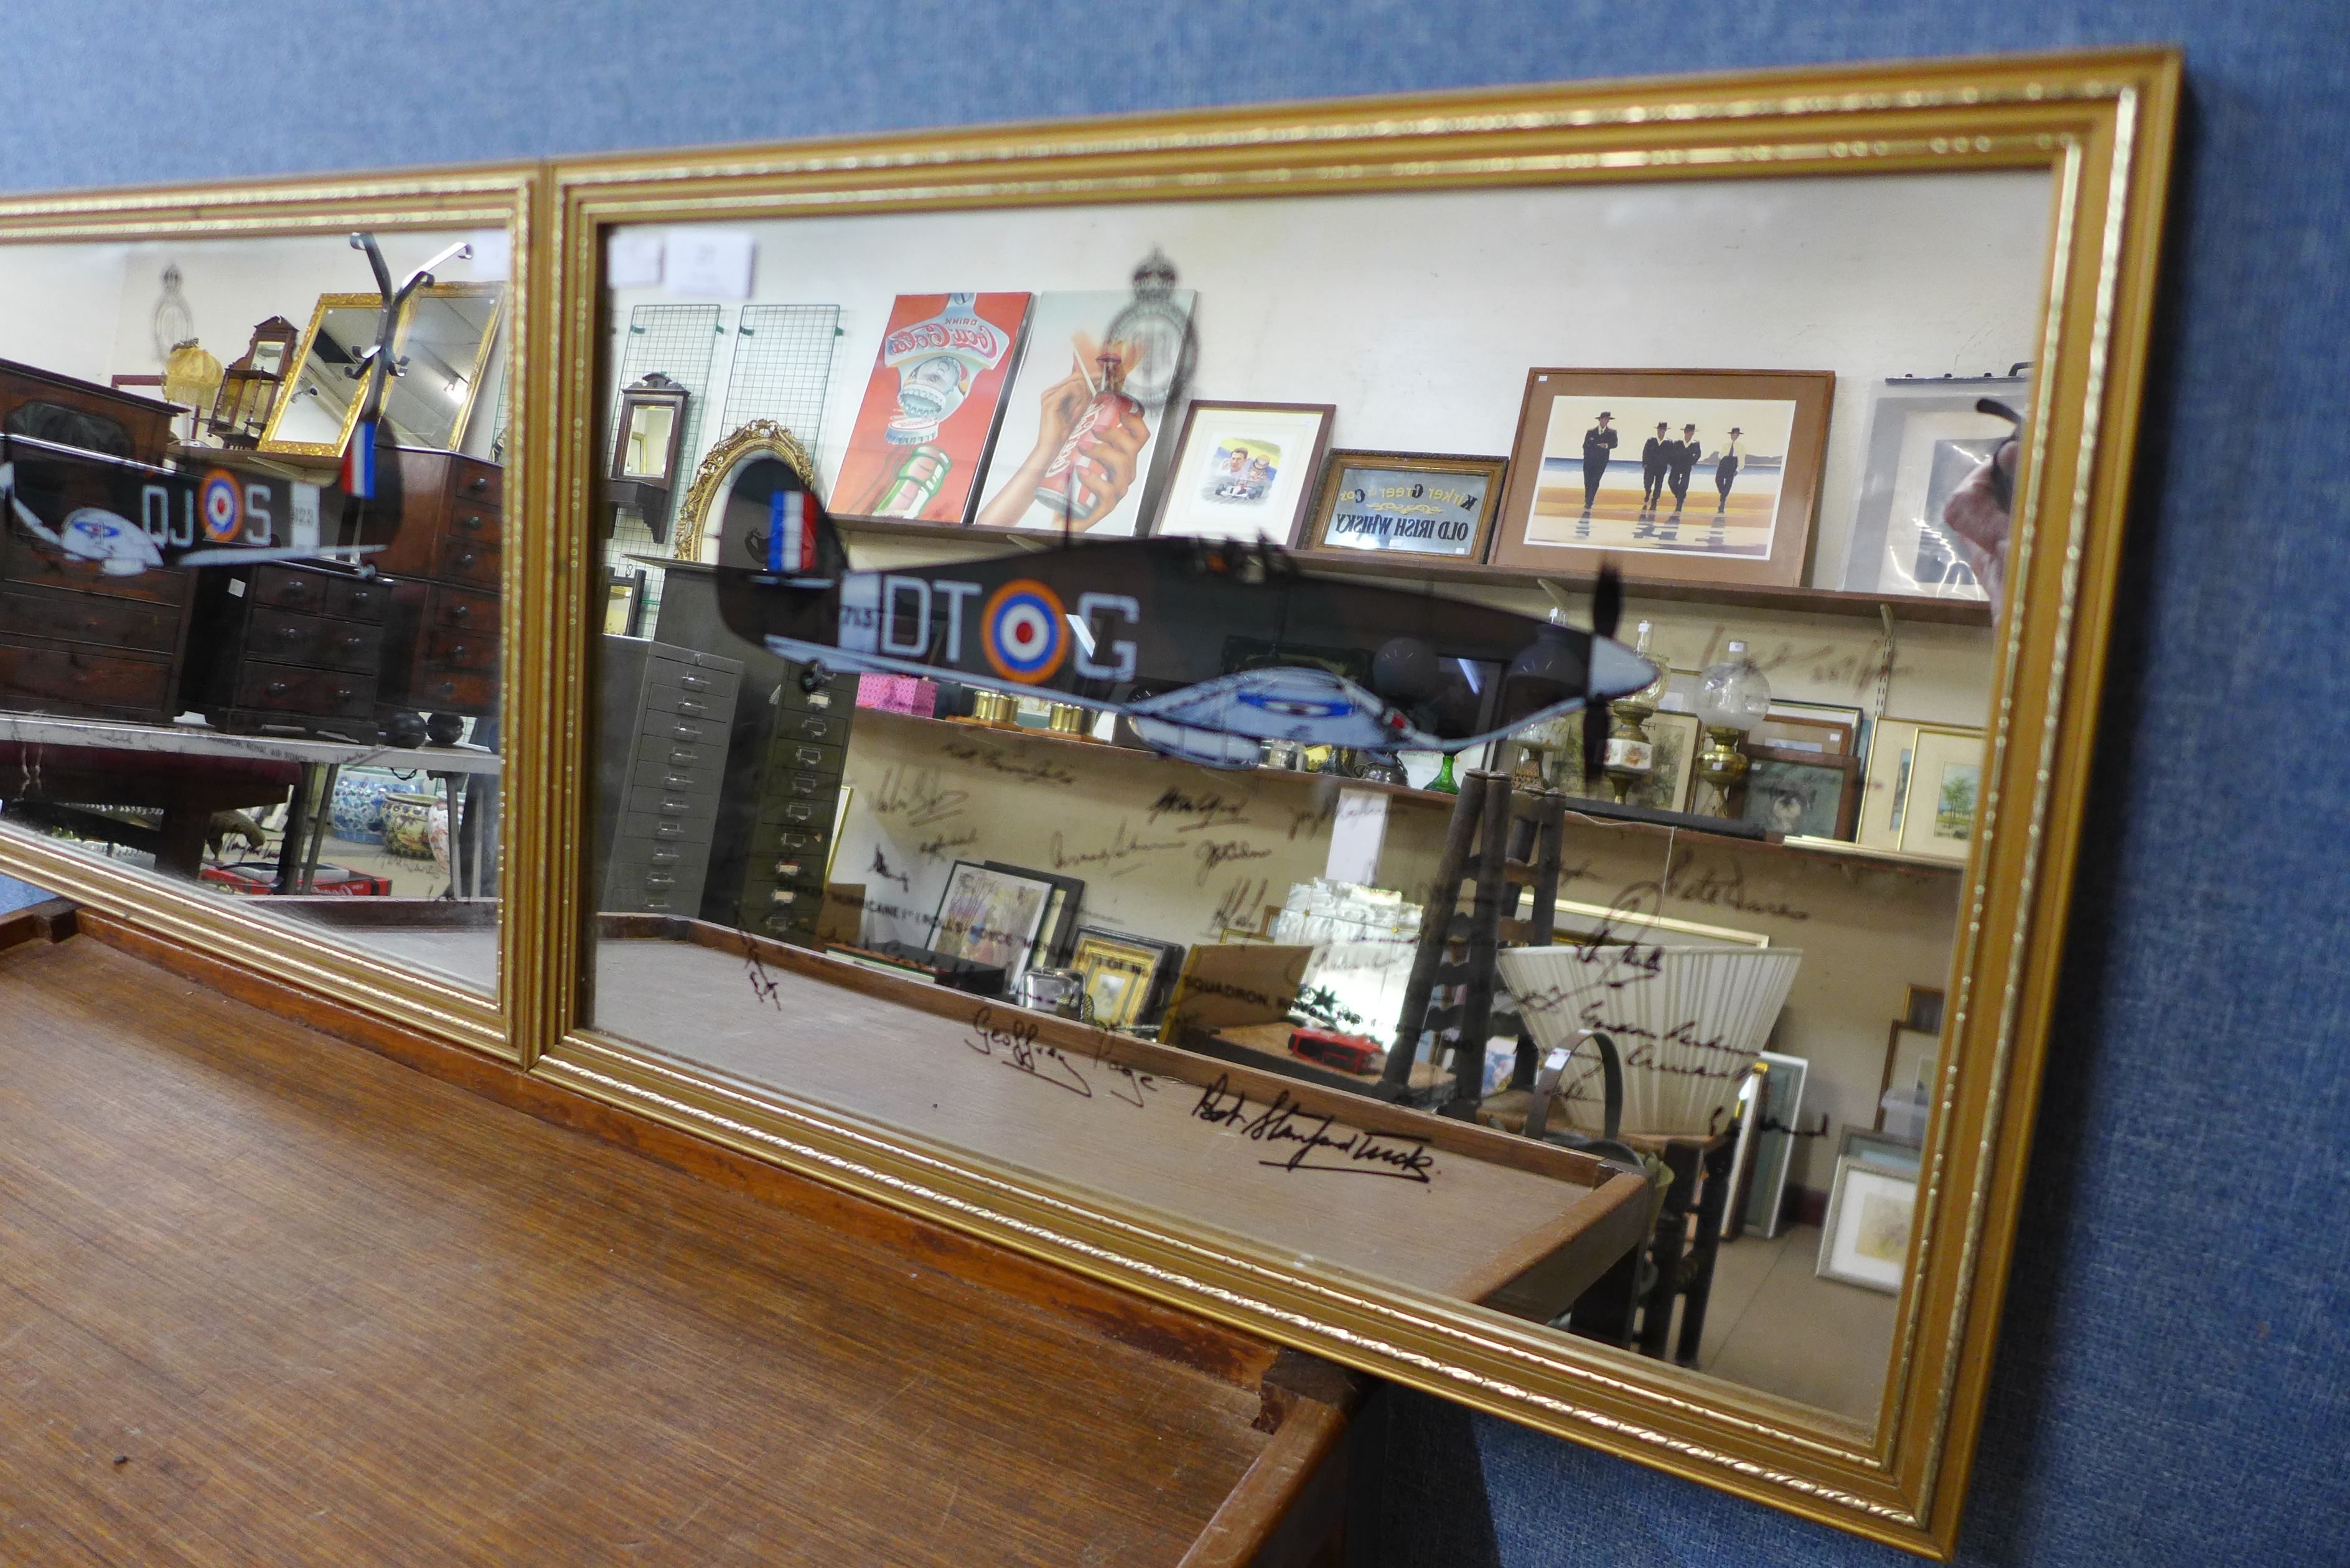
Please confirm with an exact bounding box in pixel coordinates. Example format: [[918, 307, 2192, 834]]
[[4, 5, 2344, 1562]]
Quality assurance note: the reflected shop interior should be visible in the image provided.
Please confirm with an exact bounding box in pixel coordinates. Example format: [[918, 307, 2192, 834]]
[[325, 170, 2041, 1428], [0, 229, 511, 992]]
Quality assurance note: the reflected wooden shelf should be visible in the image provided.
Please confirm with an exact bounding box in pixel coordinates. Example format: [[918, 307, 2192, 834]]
[[859, 707, 1963, 877], [823, 515, 1993, 626]]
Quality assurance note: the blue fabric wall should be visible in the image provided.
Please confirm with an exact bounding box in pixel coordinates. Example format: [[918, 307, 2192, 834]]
[[6, 5, 2343, 1562]]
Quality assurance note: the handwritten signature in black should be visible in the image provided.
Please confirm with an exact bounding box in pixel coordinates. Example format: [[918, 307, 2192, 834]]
[[1147, 786, 1252, 833], [965, 1006, 1158, 1107], [939, 739, 1078, 787], [1191, 1075, 1436, 1183], [742, 934, 784, 1010], [1049, 820, 1186, 876], [1194, 837, 1273, 886], [872, 765, 968, 830]]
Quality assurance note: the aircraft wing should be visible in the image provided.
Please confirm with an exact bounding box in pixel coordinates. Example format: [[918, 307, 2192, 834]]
[[1, 434, 388, 576]]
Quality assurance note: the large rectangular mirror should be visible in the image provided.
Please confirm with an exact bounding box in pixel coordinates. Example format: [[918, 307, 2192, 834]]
[[0, 175, 528, 1051], [514, 51, 2170, 1557]]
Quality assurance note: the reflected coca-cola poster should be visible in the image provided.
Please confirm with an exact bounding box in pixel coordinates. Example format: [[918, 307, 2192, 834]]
[[834, 292, 1032, 525]]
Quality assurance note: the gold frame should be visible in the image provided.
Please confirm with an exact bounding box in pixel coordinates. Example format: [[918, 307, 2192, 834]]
[[0, 164, 539, 1063], [533, 50, 2178, 1557], [256, 288, 375, 455], [258, 279, 505, 457], [670, 416, 817, 564], [0, 44, 2182, 1559], [395, 280, 505, 452]]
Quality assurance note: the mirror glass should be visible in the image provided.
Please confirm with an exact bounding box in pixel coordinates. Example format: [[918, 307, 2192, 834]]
[[0, 230, 512, 998], [380, 285, 502, 454], [580, 170, 2048, 1430], [265, 298, 378, 449], [622, 403, 675, 478]]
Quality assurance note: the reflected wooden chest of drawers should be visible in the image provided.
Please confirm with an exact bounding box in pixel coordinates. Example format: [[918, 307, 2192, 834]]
[[182, 562, 388, 738], [592, 635, 744, 917], [373, 447, 503, 728]]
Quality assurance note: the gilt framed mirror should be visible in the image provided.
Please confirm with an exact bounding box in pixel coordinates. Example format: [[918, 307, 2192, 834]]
[[0, 168, 533, 1056], [508, 47, 2178, 1557]]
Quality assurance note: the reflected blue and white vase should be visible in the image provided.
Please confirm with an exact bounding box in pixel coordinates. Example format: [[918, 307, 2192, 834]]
[[328, 770, 400, 844]]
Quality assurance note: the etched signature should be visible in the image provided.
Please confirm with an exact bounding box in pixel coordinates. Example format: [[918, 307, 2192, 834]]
[[872, 764, 968, 829], [1146, 786, 1252, 833], [1049, 820, 1187, 876], [1191, 1075, 1437, 1183], [914, 828, 981, 860], [1194, 837, 1273, 885], [938, 739, 1078, 787]]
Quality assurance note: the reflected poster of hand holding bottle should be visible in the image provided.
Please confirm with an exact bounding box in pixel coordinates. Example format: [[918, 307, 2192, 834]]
[[972, 287, 1196, 536]]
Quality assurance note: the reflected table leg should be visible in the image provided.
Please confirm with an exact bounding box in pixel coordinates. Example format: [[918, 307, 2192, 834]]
[[1674, 1137, 1736, 1368], [299, 764, 339, 895], [274, 766, 322, 895], [431, 772, 466, 900]]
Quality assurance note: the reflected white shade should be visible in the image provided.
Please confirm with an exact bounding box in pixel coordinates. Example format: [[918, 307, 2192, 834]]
[[1499, 944, 1803, 1136]]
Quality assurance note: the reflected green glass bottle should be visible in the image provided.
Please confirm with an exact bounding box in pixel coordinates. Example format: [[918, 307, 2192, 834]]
[[1429, 754, 1459, 795]]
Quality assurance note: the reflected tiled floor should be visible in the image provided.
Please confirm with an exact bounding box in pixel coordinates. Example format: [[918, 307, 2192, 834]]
[[1679, 1223, 1898, 1425]]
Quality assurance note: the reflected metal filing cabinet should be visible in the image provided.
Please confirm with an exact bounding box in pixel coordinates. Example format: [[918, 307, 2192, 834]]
[[592, 635, 743, 916], [737, 666, 857, 945]]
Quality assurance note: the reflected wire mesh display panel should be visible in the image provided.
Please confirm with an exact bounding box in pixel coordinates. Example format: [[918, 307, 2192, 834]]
[[719, 305, 840, 457], [609, 304, 721, 558]]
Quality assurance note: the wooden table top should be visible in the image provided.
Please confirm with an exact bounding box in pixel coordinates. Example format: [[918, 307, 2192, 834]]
[[0, 926, 1342, 1566], [584, 937, 1636, 1304]]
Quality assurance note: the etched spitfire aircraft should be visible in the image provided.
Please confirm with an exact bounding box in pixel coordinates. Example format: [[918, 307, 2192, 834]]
[[710, 458, 1655, 773]]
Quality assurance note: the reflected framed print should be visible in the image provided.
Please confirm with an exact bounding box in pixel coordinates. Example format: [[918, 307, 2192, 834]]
[[1491, 368, 1832, 586], [929, 860, 1054, 978], [1300, 449, 1507, 561], [1818, 1155, 1919, 1293], [1146, 400, 1334, 546]]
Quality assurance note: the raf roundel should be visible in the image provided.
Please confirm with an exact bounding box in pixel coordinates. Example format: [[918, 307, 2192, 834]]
[[981, 578, 1069, 684], [199, 470, 244, 542]]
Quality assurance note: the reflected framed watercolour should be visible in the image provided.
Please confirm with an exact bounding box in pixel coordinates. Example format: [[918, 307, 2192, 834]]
[[1146, 400, 1334, 545], [1898, 726, 1987, 861], [1491, 368, 1832, 586], [1818, 1155, 1919, 1293]]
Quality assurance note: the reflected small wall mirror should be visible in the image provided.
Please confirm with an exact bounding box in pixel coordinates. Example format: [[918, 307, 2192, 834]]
[[604, 371, 690, 539], [207, 314, 301, 447]]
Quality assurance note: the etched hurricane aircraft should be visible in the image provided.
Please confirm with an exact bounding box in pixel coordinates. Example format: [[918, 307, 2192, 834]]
[[711, 458, 1654, 775]]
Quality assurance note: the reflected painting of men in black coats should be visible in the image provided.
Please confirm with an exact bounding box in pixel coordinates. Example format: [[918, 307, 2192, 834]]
[[1715, 427, 1744, 513], [1580, 412, 1617, 510], [1640, 422, 1670, 512], [1667, 423, 1698, 511]]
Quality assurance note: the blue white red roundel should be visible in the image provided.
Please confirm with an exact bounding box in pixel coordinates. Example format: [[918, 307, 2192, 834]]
[[981, 579, 1067, 684], [199, 470, 244, 542]]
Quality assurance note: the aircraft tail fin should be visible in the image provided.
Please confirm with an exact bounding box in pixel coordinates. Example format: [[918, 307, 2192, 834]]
[[732, 458, 848, 579]]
